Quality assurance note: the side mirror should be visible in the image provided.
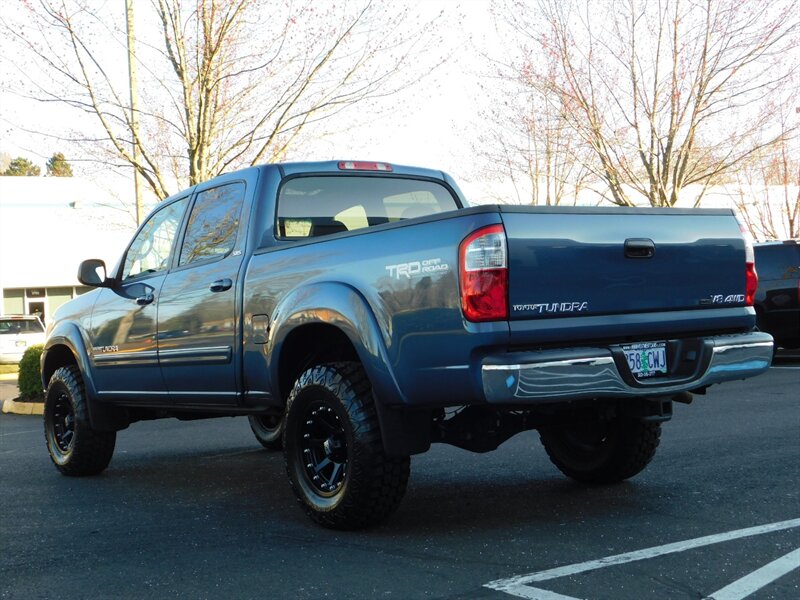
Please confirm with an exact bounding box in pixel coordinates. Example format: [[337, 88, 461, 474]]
[[78, 259, 112, 287]]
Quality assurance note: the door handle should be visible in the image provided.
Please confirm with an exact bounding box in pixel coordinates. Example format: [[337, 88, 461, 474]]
[[209, 278, 233, 292], [624, 238, 656, 258], [136, 293, 155, 305]]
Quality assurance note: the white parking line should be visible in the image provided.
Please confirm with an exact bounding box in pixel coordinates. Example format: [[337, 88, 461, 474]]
[[706, 547, 800, 600], [0, 429, 40, 437], [485, 518, 800, 599]]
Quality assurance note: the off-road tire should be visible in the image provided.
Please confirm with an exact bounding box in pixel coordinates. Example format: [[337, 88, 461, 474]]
[[248, 414, 284, 450], [44, 365, 116, 476], [540, 418, 661, 484], [283, 362, 410, 529]]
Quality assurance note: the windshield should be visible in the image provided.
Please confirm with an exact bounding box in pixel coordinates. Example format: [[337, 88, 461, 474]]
[[0, 319, 44, 335]]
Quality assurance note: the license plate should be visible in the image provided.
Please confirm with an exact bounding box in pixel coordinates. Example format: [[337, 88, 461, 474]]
[[15, 341, 27, 348], [622, 342, 667, 378]]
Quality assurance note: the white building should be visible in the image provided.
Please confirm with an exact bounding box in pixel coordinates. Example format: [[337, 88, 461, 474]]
[[0, 176, 138, 324]]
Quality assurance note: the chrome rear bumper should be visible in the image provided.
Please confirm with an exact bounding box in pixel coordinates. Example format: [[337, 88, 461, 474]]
[[481, 332, 773, 403]]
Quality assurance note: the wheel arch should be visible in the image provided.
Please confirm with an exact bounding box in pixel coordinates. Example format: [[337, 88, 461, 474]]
[[267, 283, 429, 456], [42, 323, 128, 432], [268, 282, 403, 407], [42, 323, 94, 394]]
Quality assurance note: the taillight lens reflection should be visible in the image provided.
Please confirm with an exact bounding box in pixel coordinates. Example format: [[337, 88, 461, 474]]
[[745, 262, 757, 306], [459, 224, 508, 321]]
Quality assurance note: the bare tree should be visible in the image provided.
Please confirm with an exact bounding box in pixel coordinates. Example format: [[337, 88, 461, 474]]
[[473, 44, 594, 206], [500, 0, 799, 207], [2, 0, 447, 200], [733, 103, 800, 240]]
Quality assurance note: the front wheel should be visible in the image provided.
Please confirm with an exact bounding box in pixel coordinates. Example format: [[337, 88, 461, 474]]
[[43, 365, 116, 476], [248, 413, 284, 450], [283, 362, 410, 529], [540, 417, 661, 484]]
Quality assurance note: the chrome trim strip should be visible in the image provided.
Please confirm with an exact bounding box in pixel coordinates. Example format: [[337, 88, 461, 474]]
[[168, 391, 237, 396], [94, 350, 159, 367], [481, 333, 773, 403], [158, 346, 231, 357], [483, 357, 614, 371], [99, 390, 236, 397], [712, 341, 774, 353], [158, 345, 232, 365], [99, 391, 170, 396]]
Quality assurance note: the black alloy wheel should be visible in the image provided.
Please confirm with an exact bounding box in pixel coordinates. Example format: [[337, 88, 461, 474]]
[[299, 401, 348, 495], [283, 362, 410, 529], [50, 391, 76, 454], [43, 365, 116, 476]]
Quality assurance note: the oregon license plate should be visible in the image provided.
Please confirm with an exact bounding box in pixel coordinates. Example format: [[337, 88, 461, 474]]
[[622, 342, 667, 378]]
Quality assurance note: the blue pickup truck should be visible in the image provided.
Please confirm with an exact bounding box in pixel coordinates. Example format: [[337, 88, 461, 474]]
[[41, 161, 773, 528]]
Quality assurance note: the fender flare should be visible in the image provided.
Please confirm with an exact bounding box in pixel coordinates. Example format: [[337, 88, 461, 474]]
[[41, 321, 96, 398], [267, 282, 430, 455], [267, 281, 405, 407], [41, 322, 128, 432]]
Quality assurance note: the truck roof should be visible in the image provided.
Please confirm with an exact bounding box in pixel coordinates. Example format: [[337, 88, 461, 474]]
[[273, 160, 447, 180]]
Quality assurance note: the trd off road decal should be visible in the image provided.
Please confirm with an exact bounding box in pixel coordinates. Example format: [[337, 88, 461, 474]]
[[385, 258, 450, 279]]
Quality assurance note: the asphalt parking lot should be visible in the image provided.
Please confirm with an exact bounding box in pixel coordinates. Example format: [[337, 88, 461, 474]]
[[1, 355, 798, 599]]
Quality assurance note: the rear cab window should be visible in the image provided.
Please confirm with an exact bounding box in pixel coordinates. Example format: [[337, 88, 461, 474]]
[[276, 176, 459, 239]]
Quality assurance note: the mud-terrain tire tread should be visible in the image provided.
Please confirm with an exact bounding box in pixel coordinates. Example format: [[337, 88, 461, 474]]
[[283, 362, 410, 530], [540, 419, 661, 484], [44, 365, 116, 476]]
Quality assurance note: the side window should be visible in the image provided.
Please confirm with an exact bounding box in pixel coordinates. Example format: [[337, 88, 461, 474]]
[[122, 198, 188, 280], [179, 182, 246, 266]]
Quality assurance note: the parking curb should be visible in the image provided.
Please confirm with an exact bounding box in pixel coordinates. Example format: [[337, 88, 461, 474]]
[[2, 399, 44, 416]]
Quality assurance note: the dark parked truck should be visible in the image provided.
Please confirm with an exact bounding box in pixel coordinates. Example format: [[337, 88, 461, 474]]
[[42, 161, 773, 528]]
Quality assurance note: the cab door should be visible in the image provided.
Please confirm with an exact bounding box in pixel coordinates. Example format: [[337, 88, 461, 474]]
[[157, 178, 249, 406], [89, 197, 189, 402]]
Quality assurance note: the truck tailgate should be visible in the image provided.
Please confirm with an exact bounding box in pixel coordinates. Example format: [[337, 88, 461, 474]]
[[500, 206, 746, 320]]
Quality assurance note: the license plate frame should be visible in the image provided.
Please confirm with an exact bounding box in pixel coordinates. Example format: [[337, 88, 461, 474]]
[[622, 342, 668, 379]]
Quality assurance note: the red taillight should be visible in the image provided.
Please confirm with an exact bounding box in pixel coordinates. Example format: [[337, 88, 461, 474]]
[[337, 161, 392, 172], [746, 262, 757, 306], [736, 216, 758, 307], [459, 224, 508, 322]]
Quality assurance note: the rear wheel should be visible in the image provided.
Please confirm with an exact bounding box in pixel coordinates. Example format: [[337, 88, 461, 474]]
[[283, 362, 410, 529], [540, 417, 660, 484], [44, 365, 116, 476], [248, 413, 284, 450]]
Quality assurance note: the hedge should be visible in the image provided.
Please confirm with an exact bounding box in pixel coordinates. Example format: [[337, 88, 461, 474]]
[[17, 344, 44, 401]]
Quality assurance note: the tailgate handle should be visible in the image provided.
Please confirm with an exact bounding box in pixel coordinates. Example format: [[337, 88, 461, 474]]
[[624, 238, 655, 258]]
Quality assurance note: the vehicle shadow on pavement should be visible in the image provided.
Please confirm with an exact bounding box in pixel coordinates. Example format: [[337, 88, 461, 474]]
[[80, 442, 675, 537]]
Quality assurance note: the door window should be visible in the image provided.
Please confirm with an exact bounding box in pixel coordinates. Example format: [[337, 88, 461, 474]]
[[122, 198, 189, 280], [179, 183, 246, 266]]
